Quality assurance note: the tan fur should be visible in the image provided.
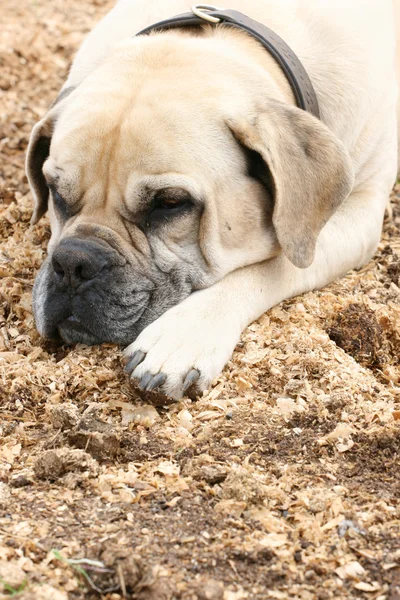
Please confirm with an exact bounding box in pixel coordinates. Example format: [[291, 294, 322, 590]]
[[26, 0, 400, 398], [27, 32, 354, 273]]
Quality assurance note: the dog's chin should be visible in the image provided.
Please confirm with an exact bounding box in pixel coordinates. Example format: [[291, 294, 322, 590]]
[[52, 313, 149, 347]]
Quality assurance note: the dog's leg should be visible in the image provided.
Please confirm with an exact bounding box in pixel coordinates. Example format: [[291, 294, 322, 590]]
[[125, 189, 386, 399]]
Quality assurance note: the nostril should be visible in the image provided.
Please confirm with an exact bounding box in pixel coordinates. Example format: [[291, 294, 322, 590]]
[[74, 265, 83, 280], [52, 258, 65, 277], [52, 238, 111, 289]]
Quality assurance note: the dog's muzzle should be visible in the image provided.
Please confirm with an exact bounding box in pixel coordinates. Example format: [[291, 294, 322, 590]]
[[32, 236, 154, 346], [32, 234, 193, 347]]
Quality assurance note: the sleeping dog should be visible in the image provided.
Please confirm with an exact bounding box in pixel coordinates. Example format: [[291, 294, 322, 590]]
[[27, 0, 399, 399]]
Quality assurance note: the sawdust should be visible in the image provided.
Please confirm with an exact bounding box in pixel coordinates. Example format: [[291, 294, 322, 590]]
[[0, 0, 399, 598]]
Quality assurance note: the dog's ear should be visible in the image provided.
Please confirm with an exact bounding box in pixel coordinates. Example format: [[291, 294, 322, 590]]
[[26, 87, 75, 225], [228, 100, 354, 268], [26, 115, 54, 225]]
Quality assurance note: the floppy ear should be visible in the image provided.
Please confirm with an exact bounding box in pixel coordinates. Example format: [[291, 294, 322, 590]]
[[26, 87, 75, 225], [26, 115, 54, 225], [228, 100, 354, 268]]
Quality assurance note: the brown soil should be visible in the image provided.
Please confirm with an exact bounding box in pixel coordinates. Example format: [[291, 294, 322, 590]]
[[0, 1, 399, 599]]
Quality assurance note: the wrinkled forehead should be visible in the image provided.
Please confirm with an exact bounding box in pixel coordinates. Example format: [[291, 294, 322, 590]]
[[48, 76, 233, 185]]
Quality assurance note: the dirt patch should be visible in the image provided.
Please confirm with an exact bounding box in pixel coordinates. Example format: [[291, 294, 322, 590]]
[[328, 303, 383, 367], [33, 448, 99, 481], [327, 302, 400, 374], [0, 0, 399, 598]]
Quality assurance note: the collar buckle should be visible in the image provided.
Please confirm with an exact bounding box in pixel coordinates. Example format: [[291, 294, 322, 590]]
[[191, 4, 223, 24]]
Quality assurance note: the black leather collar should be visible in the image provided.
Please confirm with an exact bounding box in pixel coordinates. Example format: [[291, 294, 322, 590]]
[[137, 6, 320, 119]]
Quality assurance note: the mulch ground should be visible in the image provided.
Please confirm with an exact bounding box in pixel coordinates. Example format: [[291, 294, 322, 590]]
[[0, 1, 399, 598]]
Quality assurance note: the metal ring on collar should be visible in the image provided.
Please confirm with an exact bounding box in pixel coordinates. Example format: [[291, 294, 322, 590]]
[[191, 4, 223, 23]]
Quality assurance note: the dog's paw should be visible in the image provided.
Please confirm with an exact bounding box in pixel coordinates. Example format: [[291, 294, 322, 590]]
[[124, 290, 241, 400]]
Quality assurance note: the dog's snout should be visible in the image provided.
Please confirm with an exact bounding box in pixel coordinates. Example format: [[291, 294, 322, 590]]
[[52, 238, 110, 289]]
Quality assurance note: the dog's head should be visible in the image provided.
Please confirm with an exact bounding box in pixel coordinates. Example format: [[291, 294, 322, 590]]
[[27, 33, 353, 346]]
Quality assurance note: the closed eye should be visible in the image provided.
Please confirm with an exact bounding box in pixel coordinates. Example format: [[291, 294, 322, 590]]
[[149, 188, 193, 221], [153, 195, 187, 211], [48, 185, 74, 221]]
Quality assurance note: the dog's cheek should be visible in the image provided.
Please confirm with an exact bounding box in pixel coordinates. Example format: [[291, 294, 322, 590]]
[[47, 202, 65, 256], [32, 258, 53, 336], [148, 220, 212, 289]]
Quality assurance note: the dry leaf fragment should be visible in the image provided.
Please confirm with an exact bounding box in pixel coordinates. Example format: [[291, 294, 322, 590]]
[[230, 438, 244, 447], [125, 405, 159, 427], [325, 423, 353, 441], [0, 351, 23, 364], [259, 533, 288, 548], [321, 515, 345, 532], [156, 461, 180, 477], [118, 488, 136, 503], [275, 397, 305, 419], [276, 397, 296, 417], [206, 384, 224, 401], [27, 347, 42, 361], [155, 461, 188, 492], [353, 582, 381, 592], [214, 500, 247, 518], [165, 496, 181, 508], [319, 422, 354, 451], [335, 561, 365, 580], [177, 409, 193, 431], [0, 442, 22, 466], [240, 348, 268, 365], [336, 439, 355, 453], [109, 400, 159, 426], [197, 410, 223, 422], [235, 376, 252, 391], [383, 562, 399, 570]]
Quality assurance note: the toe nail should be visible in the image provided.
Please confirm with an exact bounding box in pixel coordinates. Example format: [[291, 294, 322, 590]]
[[125, 350, 146, 375], [139, 372, 153, 390], [145, 373, 167, 391], [183, 369, 200, 392]]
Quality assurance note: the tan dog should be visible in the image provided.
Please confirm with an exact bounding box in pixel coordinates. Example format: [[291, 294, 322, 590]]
[[27, 0, 399, 399]]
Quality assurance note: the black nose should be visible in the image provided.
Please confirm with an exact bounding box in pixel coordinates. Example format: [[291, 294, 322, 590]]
[[52, 238, 110, 289]]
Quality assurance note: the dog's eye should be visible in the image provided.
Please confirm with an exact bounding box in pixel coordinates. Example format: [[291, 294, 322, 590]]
[[141, 187, 195, 229], [158, 197, 185, 210], [152, 189, 191, 214], [49, 186, 73, 221]]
